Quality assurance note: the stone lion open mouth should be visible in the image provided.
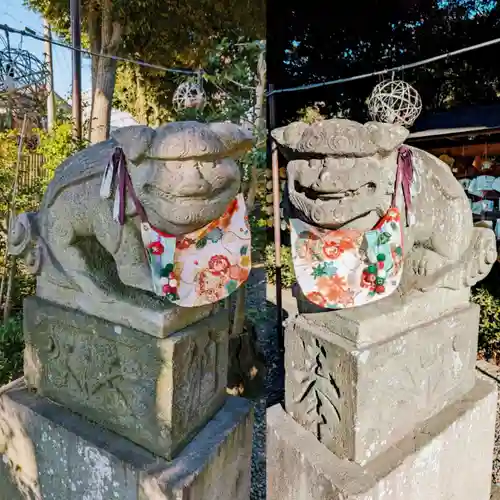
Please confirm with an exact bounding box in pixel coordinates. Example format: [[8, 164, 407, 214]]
[[294, 181, 377, 201], [141, 181, 240, 235], [287, 172, 385, 229], [147, 183, 232, 201]]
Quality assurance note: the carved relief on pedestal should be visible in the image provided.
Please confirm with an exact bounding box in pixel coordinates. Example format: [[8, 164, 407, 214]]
[[291, 336, 341, 442], [45, 326, 145, 416], [285, 302, 479, 465], [23, 297, 229, 460], [173, 327, 226, 441], [285, 325, 354, 456]]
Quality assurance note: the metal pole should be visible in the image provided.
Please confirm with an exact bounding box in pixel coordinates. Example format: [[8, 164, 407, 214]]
[[2, 114, 27, 322], [70, 0, 82, 141], [43, 19, 56, 131], [267, 83, 284, 352]]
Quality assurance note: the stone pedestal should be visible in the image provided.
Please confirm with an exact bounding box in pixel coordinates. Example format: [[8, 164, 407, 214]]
[[268, 378, 496, 500], [268, 289, 497, 499], [23, 296, 229, 460], [0, 296, 253, 499], [0, 380, 253, 500], [35, 277, 215, 338]]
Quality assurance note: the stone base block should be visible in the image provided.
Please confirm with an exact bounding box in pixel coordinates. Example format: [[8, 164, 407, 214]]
[[0, 380, 253, 500], [24, 296, 229, 460], [268, 377, 497, 500], [36, 276, 215, 338], [293, 285, 470, 346], [285, 302, 479, 464]]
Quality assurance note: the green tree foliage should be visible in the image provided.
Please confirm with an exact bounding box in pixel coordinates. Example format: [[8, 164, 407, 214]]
[[114, 38, 263, 126], [472, 286, 500, 355], [269, 0, 500, 124], [0, 316, 24, 384], [0, 124, 86, 317], [296, 102, 327, 124], [0, 130, 36, 229], [25, 0, 265, 141], [35, 122, 87, 176], [265, 243, 296, 288]]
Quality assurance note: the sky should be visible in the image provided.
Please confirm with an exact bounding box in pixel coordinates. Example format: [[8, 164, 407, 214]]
[[1, 0, 92, 100]]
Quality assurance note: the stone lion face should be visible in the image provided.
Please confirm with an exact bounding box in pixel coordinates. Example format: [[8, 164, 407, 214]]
[[134, 157, 241, 235], [272, 119, 409, 230], [112, 121, 252, 235], [286, 154, 397, 230]]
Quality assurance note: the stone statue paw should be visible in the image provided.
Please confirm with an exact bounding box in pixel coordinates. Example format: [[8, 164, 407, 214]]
[[116, 264, 154, 294], [408, 247, 446, 278]]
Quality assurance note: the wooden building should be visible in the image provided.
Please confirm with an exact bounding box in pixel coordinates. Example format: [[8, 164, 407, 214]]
[[407, 103, 500, 247]]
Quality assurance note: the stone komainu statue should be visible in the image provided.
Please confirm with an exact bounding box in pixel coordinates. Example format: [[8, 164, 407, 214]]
[[272, 119, 496, 305], [9, 121, 254, 313]]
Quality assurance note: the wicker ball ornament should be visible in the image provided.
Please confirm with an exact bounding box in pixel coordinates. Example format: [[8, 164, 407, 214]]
[[367, 79, 422, 128], [172, 80, 206, 111]]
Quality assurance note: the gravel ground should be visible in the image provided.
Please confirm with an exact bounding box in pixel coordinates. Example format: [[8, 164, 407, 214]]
[[493, 394, 500, 487], [487, 373, 500, 500], [244, 269, 285, 500]]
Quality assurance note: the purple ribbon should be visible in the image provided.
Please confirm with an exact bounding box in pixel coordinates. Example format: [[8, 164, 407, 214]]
[[111, 147, 148, 225], [392, 146, 414, 225]]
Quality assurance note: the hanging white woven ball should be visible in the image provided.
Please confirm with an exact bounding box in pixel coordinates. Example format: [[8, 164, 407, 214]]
[[172, 80, 206, 111], [367, 79, 422, 128]]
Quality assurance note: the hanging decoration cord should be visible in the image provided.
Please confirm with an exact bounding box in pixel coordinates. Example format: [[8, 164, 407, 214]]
[[268, 36, 500, 96], [1, 23, 260, 122], [0, 24, 197, 75]]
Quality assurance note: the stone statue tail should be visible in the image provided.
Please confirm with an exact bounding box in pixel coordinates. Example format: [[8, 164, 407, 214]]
[[8, 212, 43, 275]]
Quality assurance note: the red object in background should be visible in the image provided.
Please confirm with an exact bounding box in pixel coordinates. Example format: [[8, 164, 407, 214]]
[[472, 156, 482, 170]]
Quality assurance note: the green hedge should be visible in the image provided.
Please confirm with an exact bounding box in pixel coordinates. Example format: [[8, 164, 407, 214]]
[[472, 286, 500, 354], [0, 316, 23, 386], [472, 262, 500, 357]]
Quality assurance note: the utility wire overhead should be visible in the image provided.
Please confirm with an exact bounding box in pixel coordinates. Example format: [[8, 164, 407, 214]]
[[0, 22, 262, 124], [268, 36, 500, 95], [0, 23, 198, 75], [1, 23, 260, 97]]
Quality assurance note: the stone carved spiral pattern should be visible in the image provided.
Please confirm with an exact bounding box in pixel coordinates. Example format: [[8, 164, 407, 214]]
[[298, 124, 370, 155], [8, 212, 42, 274], [367, 80, 422, 128]]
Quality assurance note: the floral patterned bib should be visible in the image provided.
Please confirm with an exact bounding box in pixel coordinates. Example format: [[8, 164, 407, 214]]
[[290, 208, 403, 309], [290, 146, 415, 310], [101, 147, 251, 308], [140, 194, 251, 307]]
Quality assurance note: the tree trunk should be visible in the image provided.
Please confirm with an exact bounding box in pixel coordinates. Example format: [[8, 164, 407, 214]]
[[90, 56, 118, 143], [135, 67, 148, 124], [3, 257, 15, 323], [87, 6, 102, 141], [254, 45, 266, 131], [89, 1, 122, 144]]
